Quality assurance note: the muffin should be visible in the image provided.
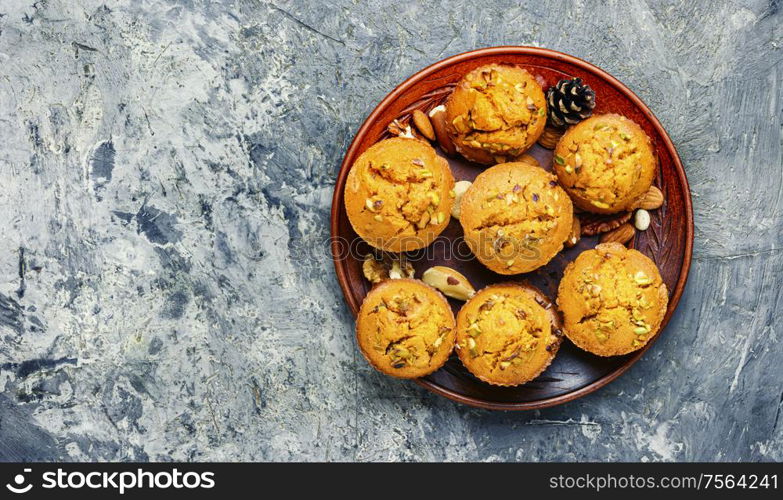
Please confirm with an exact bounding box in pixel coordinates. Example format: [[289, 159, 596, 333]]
[[553, 114, 656, 214], [345, 137, 455, 252], [444, 64, 547, 165], [459, 161, 573, 274], [356, 279, 456, 378], [455, 283, 562, 386], [557, 242, 668, 356]]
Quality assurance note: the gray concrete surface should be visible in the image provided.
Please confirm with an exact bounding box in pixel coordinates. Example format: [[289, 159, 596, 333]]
[[0, 0, 781, 461]]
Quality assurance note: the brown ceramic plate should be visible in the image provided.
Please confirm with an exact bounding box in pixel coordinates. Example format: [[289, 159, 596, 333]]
[[330, 47, 693, 410]]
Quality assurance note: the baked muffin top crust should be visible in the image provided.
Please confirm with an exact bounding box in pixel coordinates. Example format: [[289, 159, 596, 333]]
[[356, 279, 456, 379], [344, 137, 455, 252], [456, 283, 562, 386], [553, 114, 656, 214], [445, 64, 547, 164], [557, 242, 668, 356], [459, 161, 573, 274]]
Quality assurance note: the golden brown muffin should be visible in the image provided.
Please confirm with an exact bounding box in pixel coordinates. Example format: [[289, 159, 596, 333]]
[[356, 279, 456, 379], [345, 137, 455, 252], [553, 114, 656, 214], [444, 64, 547, 164], [459, 162, 573, 274], [455, 283, 562, 386], [557, 242, 668, 356]]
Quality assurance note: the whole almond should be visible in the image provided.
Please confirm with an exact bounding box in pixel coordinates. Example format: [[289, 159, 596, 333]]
[[428, 105, 457, 156], [422, 266, 475, 301], [637, 186, 664, 210], [599, 223, 635, 244], [412, 109, 435, 141], [538, 125, 564, 149], [565, 216, 581, 247]]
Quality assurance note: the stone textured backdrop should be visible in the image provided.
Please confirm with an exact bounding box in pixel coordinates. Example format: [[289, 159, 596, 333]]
[[0, 0, 781, 461]]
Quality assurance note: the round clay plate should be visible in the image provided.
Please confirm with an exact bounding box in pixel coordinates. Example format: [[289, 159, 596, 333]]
[[330, 47, 693, 410]]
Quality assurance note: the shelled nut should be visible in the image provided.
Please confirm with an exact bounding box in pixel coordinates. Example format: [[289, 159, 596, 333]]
[[599, 223, 635, 245], [422, 266, 476, 301], [412, 109, 435, 141], [450, 180, 473, 219], [429, 105, 456, 156], [637, 186, 664, 210]]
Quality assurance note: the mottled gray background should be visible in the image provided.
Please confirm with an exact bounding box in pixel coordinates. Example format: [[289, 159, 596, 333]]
[[0, 0, 780, 462]]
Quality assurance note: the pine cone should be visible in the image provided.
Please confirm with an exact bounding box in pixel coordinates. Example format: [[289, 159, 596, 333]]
[[546, 77, 596, 128]]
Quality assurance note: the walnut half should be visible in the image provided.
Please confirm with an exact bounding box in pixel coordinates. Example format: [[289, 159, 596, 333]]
[[362, 254, 415, 284]]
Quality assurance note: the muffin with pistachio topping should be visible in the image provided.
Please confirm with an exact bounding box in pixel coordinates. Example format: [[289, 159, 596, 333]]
[[455, 283, 563, 386], [553, 113, 656, 214], [444, 64, 547, 165], [344, 137, 455, 253], [356, 279, 456, 379], [557, 242, 668, 356], [459, 161, 573, 274]]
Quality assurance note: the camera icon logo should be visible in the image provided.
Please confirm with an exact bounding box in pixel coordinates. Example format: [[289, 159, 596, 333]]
[[6, 468, 33, 494]]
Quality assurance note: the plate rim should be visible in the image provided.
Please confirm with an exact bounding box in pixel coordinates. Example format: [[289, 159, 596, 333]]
[[330, 46, 694, 410]]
